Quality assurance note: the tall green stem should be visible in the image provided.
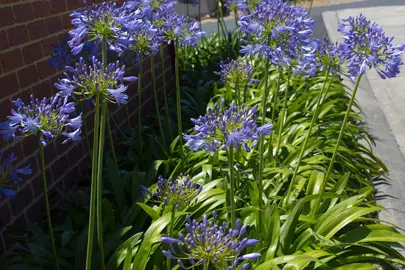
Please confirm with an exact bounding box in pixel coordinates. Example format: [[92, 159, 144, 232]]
[[167, 206, 177, 270], [160, 46, 172, 138], [267, 66, 282, 161], [198, 1, 201, 22], [106, 109, 119, 174], [186, 3, 189, 18], [151, 56, 167, 147], [85, 84, 101, 270], [308, 0, 315, 16], [235, 79, 240, 108], [228, 146, 236, 228], [203, 263, 209, 270], [234, 9, 238, 29], [274, 68, 292, 166], [284, 67, 332, 207], [137, 55, 143, 154], [175, 40, 184, 166], [39, 143, 60, 270], [257, 61, 270, 235], [80, 101, 91, 154], [313, 74, 363, 216]]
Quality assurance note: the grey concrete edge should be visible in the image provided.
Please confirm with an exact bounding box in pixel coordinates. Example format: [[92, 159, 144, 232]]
[[322, 11, 405, 241]]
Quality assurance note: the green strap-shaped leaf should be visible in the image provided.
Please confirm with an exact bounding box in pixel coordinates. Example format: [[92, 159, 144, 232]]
[[137, 203, 160, 221], [280, 201, 303, 254], [265, 204, 280, 261]]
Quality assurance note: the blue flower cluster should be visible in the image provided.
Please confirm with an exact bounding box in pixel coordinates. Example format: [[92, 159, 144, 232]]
[[238, 0, 314, 68], [162, 212, 261, 269], [338, 14, 405, 81], [0, 96, 82, 146], [54, 56, 137, 105], [184, 100, 273, 155], [0, 152, 32, 199], [215, 59, 258, 88], [141, 174, 202, 210]]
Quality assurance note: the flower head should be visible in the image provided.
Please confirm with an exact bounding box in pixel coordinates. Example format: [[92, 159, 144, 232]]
[[54, 56, 137, 105], [184, 100, 273, 155], [141, 174, 202, 210], [49, 37, 79, 70], [162, 14, 205, 46], [215, 59, 258, 88], [68, 1, 127, 55], [0, 152, 32, 199], [311, 37, 344, 74], [0, 96, 82, 145], [338, 14, 405, 81], [162, 213, 261, 269], [238, 0, 314, 67]]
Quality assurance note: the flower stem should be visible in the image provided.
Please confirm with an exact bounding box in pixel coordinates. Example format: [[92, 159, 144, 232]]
[[151, 55, 167, 147], [257, 60, 270, 235], [235, 78, 240, 108], [267, 66, 282, 161], [160, 45, 172, 138], [274, 68, 292, 167], [175, 39, 184, 167], [203, 263, 209, 270], [106, 109, 119, 173], [234, 9, 238, 29], [198, 1, 201, 22], [39, 143, 60, 270], [138, 55, 143, 155], [313, 74, 363, 216], [284, 66, 332, 207], [167, 206, 177, 270], [228, 146, 236, 228], [85, 82, 101, 270], [308, 0, 315, 16], [80, 101, 91, 155]]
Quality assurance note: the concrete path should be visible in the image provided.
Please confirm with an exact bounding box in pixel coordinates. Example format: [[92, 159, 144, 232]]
[[322, 4, 405, 234]]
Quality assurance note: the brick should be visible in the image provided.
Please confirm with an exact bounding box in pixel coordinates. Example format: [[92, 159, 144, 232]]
[[10, 184, 33, 216], [13, 3, 33, 23], [46, 16, 63, 35], [21, 156, 38, 177], [50, 0, 67, 13], [50, 155, 69, 180], [7, 25, 29, 47], [18, 65, 39, 88], [37, 60, 56, 80], [0, 73, 19, 97], [32, 79, 53, 97], [0, 203, 11, 228], [28, 20, 48, 41], [0, 31, 9, 51], [67, 0, 84, 11], [63, 165, 80, 188], [31, 168, 53, 196], [66, 143, 84, 165], [33, 1, 52, 18], [44, 142, 57, 165], [23, 42, 43, 65], [22, 135, 38, 157], [10, 213, 27, 231], [41, 36, 59, 56], [0, 7, 14, 28], [26, 196, 45, 223], [61, 13, 71, 29], [0, 0, 20, 3], [0, 49, 23, 73]]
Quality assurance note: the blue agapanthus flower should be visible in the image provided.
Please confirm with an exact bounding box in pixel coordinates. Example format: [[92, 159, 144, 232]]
[[141, 174, 202, 210], [215, 59, 258, 88], [238, 0, 314, 67], [0, 152, 32, 199], [68, 1, 127, 55], [54, 56, 137, 105], [162, 212, 261, 269], [338, 14, 405, 81], [310, 36, 344, 75], [0, 96, 82, 146], [117, 16, 162, 56], [184, 100, 273, 155], [163, 14, 205, 46]]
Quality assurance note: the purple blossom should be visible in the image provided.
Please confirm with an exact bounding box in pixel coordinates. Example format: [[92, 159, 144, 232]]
[[68, 1, 127, 55], [238, 0, 314, 67], [338, 14, 405, 81], [184, 100, 273, 155], [162, 212, 261, 269], [54, 56, 137, 105], [215, 59, 258, 88], [311, 37, 344, 74], [141, 174, 202, 210], [0, 152, 32, 199], [49, 37, 79, 70], [0, 96, 82, 146], [162, 14, 205, 46]]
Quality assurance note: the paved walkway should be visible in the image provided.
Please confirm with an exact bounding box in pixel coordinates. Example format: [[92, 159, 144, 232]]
[[323, 5, 405, 236]]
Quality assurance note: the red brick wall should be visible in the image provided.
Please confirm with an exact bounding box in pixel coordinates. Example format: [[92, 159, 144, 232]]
[[0, 0, 175, 252]]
